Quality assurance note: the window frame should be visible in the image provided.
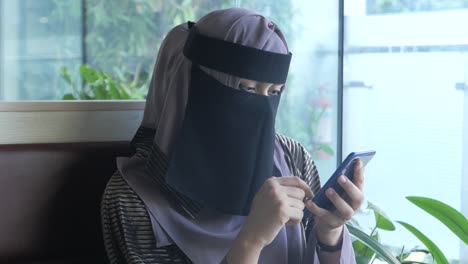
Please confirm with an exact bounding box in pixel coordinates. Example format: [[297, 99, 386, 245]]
[[0, 101, 145, 144], [337, 0, 345, 164]]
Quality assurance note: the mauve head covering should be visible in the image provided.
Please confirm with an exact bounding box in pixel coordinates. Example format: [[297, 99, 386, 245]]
[[143, 7, 288, 157], [117, 7, 313, 264]]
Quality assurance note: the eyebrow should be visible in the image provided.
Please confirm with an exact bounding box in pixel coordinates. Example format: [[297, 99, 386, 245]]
[[240, 80, 283, 90]]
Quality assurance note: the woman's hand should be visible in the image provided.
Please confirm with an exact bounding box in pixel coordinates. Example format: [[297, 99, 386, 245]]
[[243, 176, 314, 247], [306, 159, 365, 246], [227, 176, 313, 264]]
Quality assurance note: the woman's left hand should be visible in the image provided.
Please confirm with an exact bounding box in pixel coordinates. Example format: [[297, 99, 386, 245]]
[[305, 159, 365, 246]]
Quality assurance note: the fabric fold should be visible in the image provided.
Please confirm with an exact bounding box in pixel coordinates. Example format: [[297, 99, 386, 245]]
[[118, 155, 305, 264]]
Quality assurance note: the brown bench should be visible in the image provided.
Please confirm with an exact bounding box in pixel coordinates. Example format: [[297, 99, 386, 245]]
[[0, 142, 131, 264]]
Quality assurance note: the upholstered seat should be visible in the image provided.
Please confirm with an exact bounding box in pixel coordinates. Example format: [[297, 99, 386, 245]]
[[0, 142, 131, 264]]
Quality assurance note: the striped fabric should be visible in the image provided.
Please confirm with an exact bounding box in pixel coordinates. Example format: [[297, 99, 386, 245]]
[[101, 133, 321, 264], [130, 126, 155, 156]]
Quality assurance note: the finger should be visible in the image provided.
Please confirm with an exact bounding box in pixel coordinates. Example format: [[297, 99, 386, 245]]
[[285, 207, 304, 225], [280, 186, 306, 200], [286, 196, 305, 210], [277, 176, 314, 199], [337, 176, 364, 209], [326, 188, 354, 220], [353, 159, 365, 190], [305, 200, 329, 218]]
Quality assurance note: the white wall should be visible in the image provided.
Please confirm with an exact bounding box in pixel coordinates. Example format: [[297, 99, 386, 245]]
[[344, 9, 468, 261]]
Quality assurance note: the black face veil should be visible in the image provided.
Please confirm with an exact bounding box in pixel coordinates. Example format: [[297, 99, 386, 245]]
[[165, 23, 292, 216]]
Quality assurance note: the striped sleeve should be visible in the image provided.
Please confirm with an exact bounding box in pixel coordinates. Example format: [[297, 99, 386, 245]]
[[276, 134, 321, 195], [276, 134, 321, 235]]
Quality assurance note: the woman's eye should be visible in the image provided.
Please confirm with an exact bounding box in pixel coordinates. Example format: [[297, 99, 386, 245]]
[[239, 84, 256, 93], [269, 90, 281, 96]]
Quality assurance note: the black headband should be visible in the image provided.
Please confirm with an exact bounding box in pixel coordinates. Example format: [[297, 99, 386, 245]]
[[183, 22, 292, 84]]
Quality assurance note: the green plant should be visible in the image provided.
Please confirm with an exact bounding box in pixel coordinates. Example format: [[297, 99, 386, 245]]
[[60, 65, 146, 100], [349, 197, 468, 264], [52, 0, 295, 96], [348, 201, 401, 263], [276, 82, 336, 160], [347, 224, 401, 264], [396, 221, 448, 264], [307, 100, 335, 159], [406, 196, 468, 244], [52, 0, 236, 100]]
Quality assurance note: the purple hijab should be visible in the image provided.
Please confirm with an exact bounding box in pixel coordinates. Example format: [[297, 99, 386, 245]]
[[117, 8, 355, 264]]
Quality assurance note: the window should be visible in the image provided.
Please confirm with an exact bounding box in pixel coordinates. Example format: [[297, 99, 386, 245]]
[[366, 0, 468, 14], [1, 0, 83, 100], [344, 0, 467, 262], [0, 0, 341, 170], [0, 0, 233, 100]]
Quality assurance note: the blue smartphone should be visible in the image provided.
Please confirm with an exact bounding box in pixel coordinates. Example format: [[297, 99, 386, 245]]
[[308, 150, 376, 213]]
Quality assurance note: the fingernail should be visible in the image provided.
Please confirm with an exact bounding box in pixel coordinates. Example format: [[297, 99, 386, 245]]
[[327, 188, 334, 195], [339, 176, 347, 184]]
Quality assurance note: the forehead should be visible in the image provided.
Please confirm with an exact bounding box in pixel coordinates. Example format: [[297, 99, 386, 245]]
[[240, 78, 284, 87]]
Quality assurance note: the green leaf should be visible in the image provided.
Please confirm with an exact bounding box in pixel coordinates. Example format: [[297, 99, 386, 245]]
[[396, 246, 408, 262], [356, 255, 374, 264], [347, 224, 400, 264], [62, 93, 75, 100], [368, 201, 396, 231], [92, 85, 108, 100], [353, 240, 367, 252], [347, 217, 361, 229], [353, 240, 375, 259], [80, 65, 99, 83], [102, 71, 114, 80], [318, 143, 334, 156], [406, 196, 468, 244], [109, 81, 121, 99], [119, 85, 132, 99], [396, 221, 449, 264]]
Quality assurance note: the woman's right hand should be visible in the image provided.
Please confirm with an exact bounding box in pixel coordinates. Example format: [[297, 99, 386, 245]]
[[227, 176, 314, 263]]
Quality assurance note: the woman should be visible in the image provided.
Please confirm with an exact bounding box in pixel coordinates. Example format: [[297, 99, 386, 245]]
[[101, 8, 363, 264]]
